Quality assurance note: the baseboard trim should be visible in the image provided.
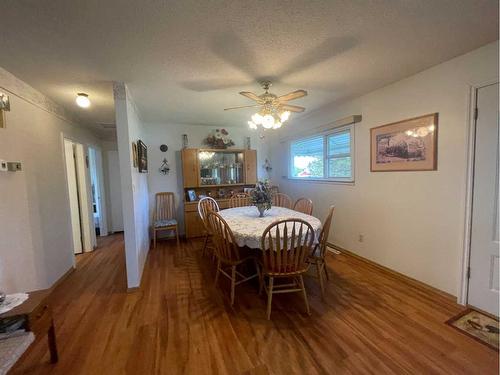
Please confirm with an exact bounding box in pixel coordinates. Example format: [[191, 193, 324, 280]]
[[327, 242, 456, 302], [49, 267, 75, 292]]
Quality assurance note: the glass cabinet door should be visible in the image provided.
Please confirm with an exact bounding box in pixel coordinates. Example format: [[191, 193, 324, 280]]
[[198, 150, 244, 185]]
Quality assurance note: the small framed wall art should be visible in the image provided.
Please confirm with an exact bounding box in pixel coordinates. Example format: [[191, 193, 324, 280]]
[[137, 140, 148, 173], [132, 142, 138, 168], [370, 113, 438, 172]]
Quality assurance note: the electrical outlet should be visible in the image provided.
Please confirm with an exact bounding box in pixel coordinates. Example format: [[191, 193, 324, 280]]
[[7, 162, 22, 171], [358, 234, 364, 242], [0, 160, 7, 172]]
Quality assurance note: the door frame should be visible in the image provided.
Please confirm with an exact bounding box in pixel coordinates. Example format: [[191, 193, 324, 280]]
[[459, 79, 499, 305], [60, 134, 95, 260]]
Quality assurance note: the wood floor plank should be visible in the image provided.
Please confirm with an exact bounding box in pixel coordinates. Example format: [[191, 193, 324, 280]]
[[10, 234, 498, 374]]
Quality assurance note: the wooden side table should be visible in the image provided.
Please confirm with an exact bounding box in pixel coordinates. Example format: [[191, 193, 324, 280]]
[[0, 289, 58, 363]]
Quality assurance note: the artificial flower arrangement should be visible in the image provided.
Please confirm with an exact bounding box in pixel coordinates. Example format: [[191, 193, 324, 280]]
[[203, 128, 235, 149], [250, 180, 273, 217]]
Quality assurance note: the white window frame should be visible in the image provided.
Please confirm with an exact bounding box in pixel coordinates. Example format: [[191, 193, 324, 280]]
[[288, 124, 355, 183]]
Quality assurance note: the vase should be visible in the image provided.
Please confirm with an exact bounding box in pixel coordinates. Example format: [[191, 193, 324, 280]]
[[256, 204, 266, 217]]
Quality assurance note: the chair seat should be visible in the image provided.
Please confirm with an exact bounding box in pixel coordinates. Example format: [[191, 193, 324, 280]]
[[154, 219, 178, 228]]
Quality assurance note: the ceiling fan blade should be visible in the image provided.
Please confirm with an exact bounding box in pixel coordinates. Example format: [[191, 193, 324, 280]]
[[278, 90, 308, 102], [281, 104, 306, 113], [224, 104, 262, 111], [239, 91, 262, 102]]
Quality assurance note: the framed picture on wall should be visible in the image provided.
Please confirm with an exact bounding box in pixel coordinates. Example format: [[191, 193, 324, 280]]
[[131, 142, 138, 168], [137, 140, 148, 173], [370, 113, 438, 172], [187, 190, 197, 202]]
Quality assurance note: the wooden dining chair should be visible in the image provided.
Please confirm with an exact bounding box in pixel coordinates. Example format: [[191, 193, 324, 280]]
[[260, 219, 315, 319], [153, 192, 179, 248], [206, 211, 260, 305], [272, 193, 292, 209], [293, 198, 313, 215], [307, 205, 335, 299], [198, 197, 220, 256], [229, 193, 250, 208]]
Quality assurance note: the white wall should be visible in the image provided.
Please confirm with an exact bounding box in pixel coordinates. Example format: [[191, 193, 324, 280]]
[[0, 67, 102, 293], [142, 123, 270, 234], [268, 41, 499, 296], [114, 83, 150, 288]]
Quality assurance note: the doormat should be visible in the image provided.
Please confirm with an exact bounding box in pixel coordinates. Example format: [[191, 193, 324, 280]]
[[446, 309, 499, 351]]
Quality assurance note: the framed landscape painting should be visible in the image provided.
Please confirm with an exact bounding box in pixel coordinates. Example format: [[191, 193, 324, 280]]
[[370, 113, 438, 172]]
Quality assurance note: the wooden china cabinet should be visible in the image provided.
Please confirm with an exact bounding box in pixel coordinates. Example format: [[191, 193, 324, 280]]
[[181, 148, 257, 238]]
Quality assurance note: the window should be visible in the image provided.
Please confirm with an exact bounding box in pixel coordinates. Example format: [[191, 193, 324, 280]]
[[289, 125, 354, 182]]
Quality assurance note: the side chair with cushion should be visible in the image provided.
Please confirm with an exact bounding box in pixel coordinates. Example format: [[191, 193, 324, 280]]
[[153, 192, 179, 248]]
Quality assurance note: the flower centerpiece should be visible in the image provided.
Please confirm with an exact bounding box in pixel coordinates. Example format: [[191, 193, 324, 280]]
[[250, 180, 273, 217], [203, 128, 235, 149]]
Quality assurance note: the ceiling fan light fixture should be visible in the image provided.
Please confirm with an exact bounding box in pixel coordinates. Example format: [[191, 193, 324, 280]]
[[280, 110, 290, 122], [248, 120, 258, 129]]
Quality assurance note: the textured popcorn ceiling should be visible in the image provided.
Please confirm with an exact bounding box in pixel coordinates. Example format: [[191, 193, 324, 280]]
[[0, 0, 497, 129]]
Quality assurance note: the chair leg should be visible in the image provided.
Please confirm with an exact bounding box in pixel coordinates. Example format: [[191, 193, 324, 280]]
[[202, 234, 209, 255], [254, 259, 261, 292], [175, 226, 180, 245], [266, 277, 274, 320], [230, 266, 236, 306], [299, 275, 311, 316], [316, 263, 325, 300], [214, 259, 221, 287], [153, 229, 157, 249], [324, 262, 330, 280]]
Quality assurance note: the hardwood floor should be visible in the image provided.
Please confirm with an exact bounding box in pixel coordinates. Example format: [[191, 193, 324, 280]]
[[12, 234, 498, 374]]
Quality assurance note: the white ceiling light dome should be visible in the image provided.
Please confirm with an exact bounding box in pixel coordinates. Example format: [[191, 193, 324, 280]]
[[76, 93, 91, 108]]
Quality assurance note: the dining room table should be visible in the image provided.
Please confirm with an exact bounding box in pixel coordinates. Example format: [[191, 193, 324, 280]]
[[218, 206, 322, 249]]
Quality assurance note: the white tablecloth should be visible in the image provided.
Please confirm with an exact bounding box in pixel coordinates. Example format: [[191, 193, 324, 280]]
[[218, 206, 322, 249]]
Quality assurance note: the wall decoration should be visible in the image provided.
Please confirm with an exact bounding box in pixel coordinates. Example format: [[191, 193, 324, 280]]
[[160, 144, 168, 152], [263, 159, 272, 173], [137, 140, 148, 173], [159, 158, 170, 175], [0, 92, 10, 129], [370, 113, 438, 172], [203, 129, 235, 149], [187, 189, 197, 202], [131, 142, 138, 168], [182, 134, 188, 149]]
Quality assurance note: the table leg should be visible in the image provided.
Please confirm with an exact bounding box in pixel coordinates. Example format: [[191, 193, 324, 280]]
[[48, 321, 59, 363]]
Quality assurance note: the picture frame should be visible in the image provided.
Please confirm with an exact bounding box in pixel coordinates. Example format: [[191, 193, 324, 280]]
[[187, 190, 197, 202], [137, 140, 148, 173], [370, 113, 438, 172], [131, 142, 138, 168]]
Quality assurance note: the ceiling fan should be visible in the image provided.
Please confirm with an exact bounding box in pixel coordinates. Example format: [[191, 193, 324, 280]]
[[224, 81, 307, 129]]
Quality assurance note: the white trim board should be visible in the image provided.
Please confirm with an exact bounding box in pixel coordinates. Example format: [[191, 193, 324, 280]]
[[458, 79, 499, 306]]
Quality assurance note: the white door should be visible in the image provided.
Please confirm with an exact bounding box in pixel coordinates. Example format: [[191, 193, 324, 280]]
[[468, 83, 499, 316], [107, 150, 124, 232], [94, 148, 108, 236], [64, 140, 83, 254]]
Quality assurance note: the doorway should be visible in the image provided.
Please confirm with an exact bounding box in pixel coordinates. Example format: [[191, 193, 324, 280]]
[[467, 82, 499, 316], [63, 138, 94, 255], [88, 146, 108, 238]]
